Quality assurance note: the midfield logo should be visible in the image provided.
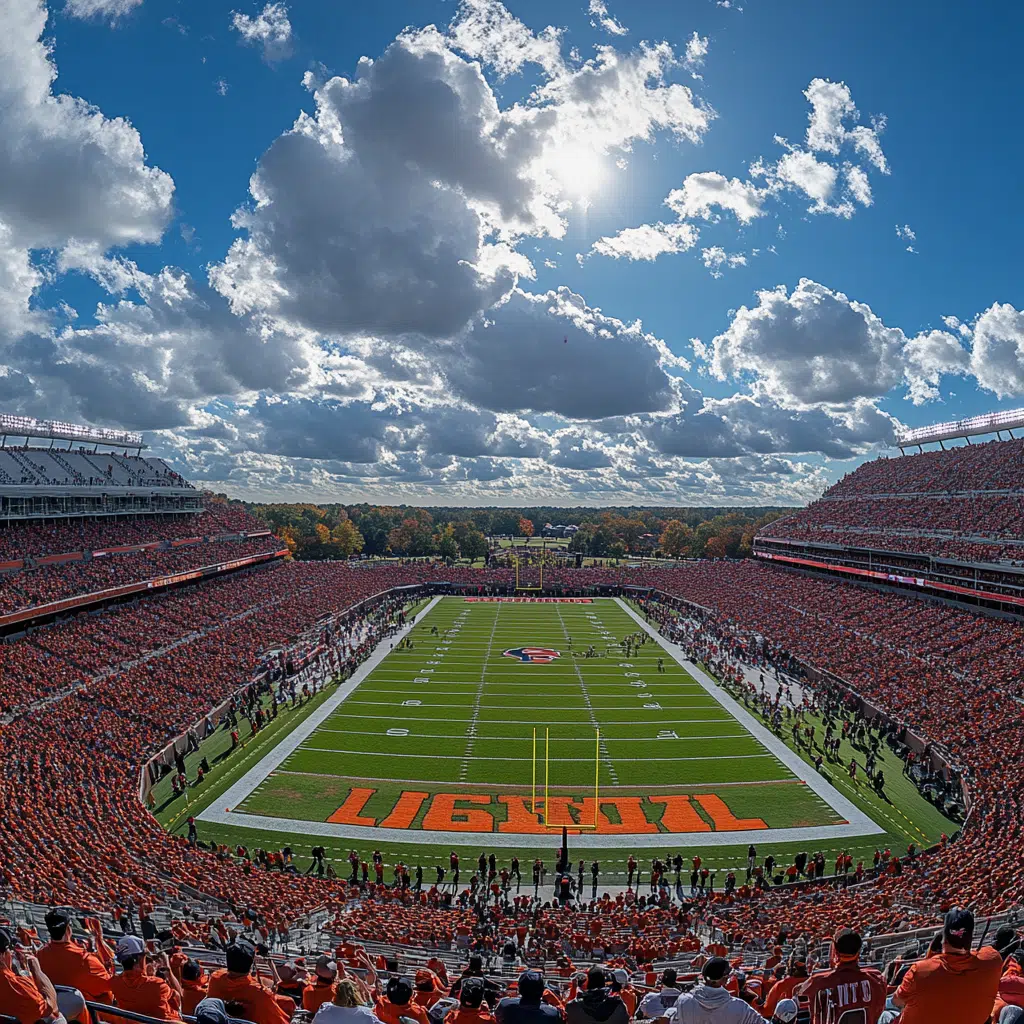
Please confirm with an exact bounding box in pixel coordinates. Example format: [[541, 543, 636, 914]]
[[503, 647, 561, 663]]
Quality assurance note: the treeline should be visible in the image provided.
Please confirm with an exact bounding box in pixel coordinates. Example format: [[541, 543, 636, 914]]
[[242, 501, 787, 561]]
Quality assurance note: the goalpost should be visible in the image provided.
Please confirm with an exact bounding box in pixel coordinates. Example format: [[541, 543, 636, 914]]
[[512, 553, 543, 591], [531, 727, 601, 829]]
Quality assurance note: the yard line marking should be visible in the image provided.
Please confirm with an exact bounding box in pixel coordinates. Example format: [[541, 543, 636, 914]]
[[459, 602, 500, 783], [334, 700, 722, 709], [307, 729, 751, 742], [316, 715, 740, 726], [270, 769, 803, 789], [292, 747, 775, 762]]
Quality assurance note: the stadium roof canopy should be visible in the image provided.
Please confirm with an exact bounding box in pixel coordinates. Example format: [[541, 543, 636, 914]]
[[0, 413, 143, 449], [895, 407, 1024, 448]]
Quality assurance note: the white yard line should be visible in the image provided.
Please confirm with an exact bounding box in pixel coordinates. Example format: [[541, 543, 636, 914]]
[[297, 747, 776, 762]]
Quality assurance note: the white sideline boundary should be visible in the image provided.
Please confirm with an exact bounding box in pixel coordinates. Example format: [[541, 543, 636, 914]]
[[198, 596, 885, 848]]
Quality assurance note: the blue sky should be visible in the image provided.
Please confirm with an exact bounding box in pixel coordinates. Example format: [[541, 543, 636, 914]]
[[3, 0, 1023, 505]]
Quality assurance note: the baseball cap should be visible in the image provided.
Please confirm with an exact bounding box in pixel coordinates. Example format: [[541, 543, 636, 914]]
[[315, 954, 339, 980], [518, 970, 544, 1000], [416, 969, 436, 990], [612, 969, 629, 986], [181, 958, 204, 982], [225, 939, 256, 974], [115, 935, 147, 964], [44, 909, 71, 940], [702, 957, 731, 982], [773, 998, 798, 1023], [0, 927, 13, 953], [459, 977, 485, 1008], [194, 997, 232, 1024], [834, 928, 863, 958], [944, 907, 975, 950], [994, 925, 1020, 956], [278, 960, 307, 983], [386, 976, 413, 1004]]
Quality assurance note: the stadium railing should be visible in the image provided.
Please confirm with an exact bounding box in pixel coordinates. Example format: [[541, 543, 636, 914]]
[[85, 1002, 255, 1024]]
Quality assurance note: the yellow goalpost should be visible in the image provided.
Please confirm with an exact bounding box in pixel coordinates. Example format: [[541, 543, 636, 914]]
[[512, 553, 543, 591], [531, 726, 601, 829]]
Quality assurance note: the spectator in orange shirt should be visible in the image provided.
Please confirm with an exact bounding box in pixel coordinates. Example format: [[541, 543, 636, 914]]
[[0, 927, 61, 1024], [274, 959, 310, 1006], [304, 956, 340, 1013], [36, 910, 115, 1005], [179, 959, 209, 1016], [375, 976, 430, 1024], [206, 940, 292, 1024], [762, 957, 809, 1019], [413, 968, 446, 1009], [893, 907, 1002, 1024], [109, 936, 183, 1022]]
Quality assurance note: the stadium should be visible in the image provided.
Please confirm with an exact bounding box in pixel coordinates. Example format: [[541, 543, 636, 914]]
[[1, 409, 1022, 1024], [4, 0, 1024, 1021]]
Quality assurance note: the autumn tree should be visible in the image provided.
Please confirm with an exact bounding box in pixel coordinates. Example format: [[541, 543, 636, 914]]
[[518, 516, 535, 538], [332, 519, 364, 557], [460, 529, 488, 561], [659, 519, 693, 558], [388, 510, 435, 556], [434, 524, 459, 562]]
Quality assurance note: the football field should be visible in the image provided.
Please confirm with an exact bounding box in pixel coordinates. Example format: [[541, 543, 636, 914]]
[[204, 597, 876, 844]]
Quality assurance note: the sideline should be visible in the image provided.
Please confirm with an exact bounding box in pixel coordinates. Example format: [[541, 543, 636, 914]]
[[613, 597, 881, 836], [198, 597, 442, 823], [199, 597, 884, 848]]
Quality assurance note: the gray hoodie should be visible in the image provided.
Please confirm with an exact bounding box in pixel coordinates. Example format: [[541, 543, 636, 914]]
[[669, 985, 765, 1024]]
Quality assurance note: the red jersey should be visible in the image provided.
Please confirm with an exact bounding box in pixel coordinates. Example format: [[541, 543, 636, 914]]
[[798, 964, 887, 1024]]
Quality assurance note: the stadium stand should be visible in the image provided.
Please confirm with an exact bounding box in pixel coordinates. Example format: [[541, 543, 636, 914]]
[[2, 437, 1024, 1023], [755, 436, 1024, 610]]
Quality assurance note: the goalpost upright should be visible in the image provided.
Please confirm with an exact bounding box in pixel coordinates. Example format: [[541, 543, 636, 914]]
[[531, 726, 600, 828]]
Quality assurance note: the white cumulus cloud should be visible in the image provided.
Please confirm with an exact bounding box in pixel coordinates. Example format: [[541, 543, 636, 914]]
[[231, 2, 293, 61]]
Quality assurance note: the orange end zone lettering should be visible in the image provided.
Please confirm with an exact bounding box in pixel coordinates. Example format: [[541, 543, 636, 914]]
[[497, 795, 550, 833], [380, 791, 428, 829], [421, 793, 494, 832], [326, 787, 377, 826], [694, 793, 768, 831], [649, 795, 711, 833], [593, 796, 659, 834]]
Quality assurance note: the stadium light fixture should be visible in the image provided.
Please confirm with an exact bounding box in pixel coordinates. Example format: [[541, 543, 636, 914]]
[[0, 413, 143, 448], [895, 408, 1024, 447]]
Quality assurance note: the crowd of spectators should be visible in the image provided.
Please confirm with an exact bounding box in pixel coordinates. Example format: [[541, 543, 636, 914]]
[[760, 437, 1024, 568], [827, 438, 1024, 496], [0, 532, 1022, 1024], [0, 497, 267, 562]]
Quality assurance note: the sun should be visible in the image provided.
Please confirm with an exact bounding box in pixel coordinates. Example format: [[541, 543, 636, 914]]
[[545, 143, 608, 203]]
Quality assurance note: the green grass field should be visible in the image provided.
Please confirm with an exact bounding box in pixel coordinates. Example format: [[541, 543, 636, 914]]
[[233, 598, 839, 832], [157, 597, 956, 880]]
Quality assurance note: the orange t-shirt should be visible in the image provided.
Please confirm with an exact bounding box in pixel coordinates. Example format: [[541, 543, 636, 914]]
[[895, 948, 1002, 1024], [181, 978, 209, 1016], [0, 965, 49, 1024], [110, 970, 182, 1021], [37, 940, 115, 1002], [618, 987, 637, 1017], [763, 975, 803, 1017], [375, 998, 431, 1024], [303, 980, 338, 1013], [207, 969, 292, 1024]]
